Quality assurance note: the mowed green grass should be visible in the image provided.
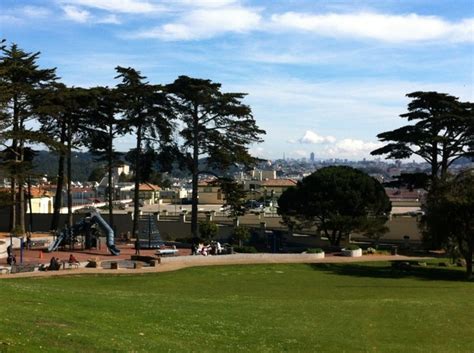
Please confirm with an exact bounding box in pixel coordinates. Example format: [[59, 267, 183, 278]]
[[0, 262, 473, 353]]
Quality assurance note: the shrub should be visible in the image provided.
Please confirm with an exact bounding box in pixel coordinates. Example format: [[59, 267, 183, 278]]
[[232, 225, 250, 247], [345, 244, 360, 251], [366, 247, 376, 254], [198, 220, 218, 241], [234, 246, 258, 253], [307, 248, 324, 254]]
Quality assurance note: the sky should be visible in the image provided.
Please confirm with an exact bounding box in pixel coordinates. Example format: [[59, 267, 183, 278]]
[[1, 0, 473, 161]]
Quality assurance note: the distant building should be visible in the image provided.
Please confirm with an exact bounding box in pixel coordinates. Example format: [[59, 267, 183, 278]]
[[114, 163, 130, 177], [259, 179, 297, 199], [26, 187, 53, 214], [136, 183, 161, 205], [198, 180, 223, 204], [310, 152, 315, 162]]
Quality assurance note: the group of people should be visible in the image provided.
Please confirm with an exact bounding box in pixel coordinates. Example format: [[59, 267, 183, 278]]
[[191, 241, 223, 256], [39, 254, 80, 271]]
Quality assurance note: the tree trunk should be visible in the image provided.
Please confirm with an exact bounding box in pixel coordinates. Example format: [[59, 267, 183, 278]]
[[27, 176, 33, 232], [466, 255, 472, 280], [440, 141, 449, 180], [9, 177, 16, 233], [18, 137, 25, 235], [67, 124, 73, 248], [430, 130, 439, 181], [9, 95, 19, 232], [108, 123, 114, 230], [51, 122, 66, 231], [18, 183, 25, 234], [466, 242, 473, 280], [132, 124, 142, 238], [191, 106, 200, 240]]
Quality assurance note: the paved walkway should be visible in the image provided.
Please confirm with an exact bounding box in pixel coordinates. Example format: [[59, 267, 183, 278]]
[[0, 253, 431, 279]]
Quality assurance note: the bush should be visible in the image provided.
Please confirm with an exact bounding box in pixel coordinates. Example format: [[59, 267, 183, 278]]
[[307, 248, 324, 254], [233, 246, 258, 253], [199, 220, 218, 241], [366, 247, 376, 254], [345, 244, 360, 251], [232, 225, 250, 247]]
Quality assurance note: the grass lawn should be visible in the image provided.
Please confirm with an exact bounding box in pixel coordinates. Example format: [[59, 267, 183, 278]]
[[0, 261, 473, 352]]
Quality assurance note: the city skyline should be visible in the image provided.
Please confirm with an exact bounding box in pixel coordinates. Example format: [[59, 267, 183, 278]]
[[1, 0, 473, 160]]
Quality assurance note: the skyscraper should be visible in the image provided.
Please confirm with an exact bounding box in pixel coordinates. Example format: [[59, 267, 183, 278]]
[[310, 152, 315, 162]]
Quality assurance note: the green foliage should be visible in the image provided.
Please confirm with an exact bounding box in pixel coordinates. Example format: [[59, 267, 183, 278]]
[[345, 244, 361, 250], [87, 166, 105, 182], [306, 248, 324, 254], [421, 171, 474, 278], [218, 177, 247, 219], [233, 245, 258, 253], [115, 66, 174, 236], [198, 220, 218, 241], [278, 166, 391, 246], [372, 91, 474, 179], [166, 76, 265, 238], [0, 42, 57, 233], [232, 225, 250, 246]]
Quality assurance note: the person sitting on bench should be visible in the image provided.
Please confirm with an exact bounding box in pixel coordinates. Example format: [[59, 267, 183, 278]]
[[68, 254, 79, 266], [48, 256, 61, 271]]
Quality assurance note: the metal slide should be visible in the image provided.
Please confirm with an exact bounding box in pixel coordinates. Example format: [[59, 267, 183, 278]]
[[47, 229, 68, 252], [47, 211, 120, 256], [91, 211, 120, 256]]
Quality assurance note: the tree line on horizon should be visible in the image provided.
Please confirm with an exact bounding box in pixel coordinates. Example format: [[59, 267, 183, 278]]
[[0, 40, 265, 240]]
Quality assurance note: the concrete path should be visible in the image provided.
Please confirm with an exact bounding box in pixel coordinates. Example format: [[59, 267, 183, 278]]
[[0, 253, 431, 279]]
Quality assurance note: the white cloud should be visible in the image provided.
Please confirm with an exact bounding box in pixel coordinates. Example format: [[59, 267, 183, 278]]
[[22, 6, 51, 18], [299, 130, 336, 144], [270, 12, 474, 43], [130, 5, 261, 40], [97, 14, 121, 24], [324, 139, 383, 158], [58, 0, 162, 14], [62, 5, 91, 23], [166, 0, 238, 8], [0, 14, 21, 24], [0, 6, 51, 23], [293, 149, 309, 158]]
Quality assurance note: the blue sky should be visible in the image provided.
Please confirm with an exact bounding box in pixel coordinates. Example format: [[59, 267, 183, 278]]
[[1, 0, 473, 160]]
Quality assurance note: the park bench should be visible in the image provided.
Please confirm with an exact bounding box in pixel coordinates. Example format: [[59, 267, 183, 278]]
[[60, 260, 80, 270], [30, 240, 49, 249], [155, 249, 179, 257], [10, 263, 37, 274]]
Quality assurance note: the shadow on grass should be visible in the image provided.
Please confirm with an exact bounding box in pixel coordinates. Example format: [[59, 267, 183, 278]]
[[309, 262, 471, 282]]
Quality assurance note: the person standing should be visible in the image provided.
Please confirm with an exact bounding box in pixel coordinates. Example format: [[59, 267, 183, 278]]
[[135, 238, 141, 255]]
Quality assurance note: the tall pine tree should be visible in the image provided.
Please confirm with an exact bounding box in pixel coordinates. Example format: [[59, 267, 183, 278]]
[[0, 43, 57, 234], [166, 76, 265, 239], [115, 67, 174, 237]]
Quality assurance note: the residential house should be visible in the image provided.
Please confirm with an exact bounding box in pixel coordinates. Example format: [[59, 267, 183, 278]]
[[198, 180, 223, 204], [26, 187, 53, 213], [137, 183, 161, 205]]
